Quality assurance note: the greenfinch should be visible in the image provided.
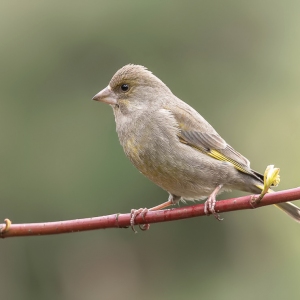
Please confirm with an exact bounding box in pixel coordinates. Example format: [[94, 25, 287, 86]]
[[93, 64, 300, 229]]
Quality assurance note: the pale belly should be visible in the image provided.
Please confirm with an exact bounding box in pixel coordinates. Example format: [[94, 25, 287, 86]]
[[123, 135, 232, 199]]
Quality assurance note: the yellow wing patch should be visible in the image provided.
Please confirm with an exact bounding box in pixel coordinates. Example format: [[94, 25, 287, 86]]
[[179, 136, 251, 174], [208, 149, 250, 174]]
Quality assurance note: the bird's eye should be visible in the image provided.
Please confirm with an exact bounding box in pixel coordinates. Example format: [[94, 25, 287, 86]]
[[120, 84, 129, 92]]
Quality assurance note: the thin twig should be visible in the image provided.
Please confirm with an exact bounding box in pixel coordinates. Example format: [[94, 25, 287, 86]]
[[1, 187, 300, 238]]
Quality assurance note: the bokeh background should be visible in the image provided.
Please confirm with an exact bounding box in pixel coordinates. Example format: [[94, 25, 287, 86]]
[[1, 1, 300, 299]]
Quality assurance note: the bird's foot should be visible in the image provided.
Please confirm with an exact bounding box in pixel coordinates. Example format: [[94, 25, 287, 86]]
[[203, 185, 223, 221], [204, 196, 223, 220], [130, 208, 150, 233], [129, 195, 179, 233]]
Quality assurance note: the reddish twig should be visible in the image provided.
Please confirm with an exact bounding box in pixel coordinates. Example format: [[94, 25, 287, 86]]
[[1, 187, 300, 238]]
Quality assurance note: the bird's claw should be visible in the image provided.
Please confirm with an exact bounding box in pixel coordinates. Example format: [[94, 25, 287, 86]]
[[204, 196, 223, 221], [130, 208, 150, 233]]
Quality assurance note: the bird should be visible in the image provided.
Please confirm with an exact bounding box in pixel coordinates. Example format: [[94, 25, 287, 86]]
[[92, 64, 300, 230]]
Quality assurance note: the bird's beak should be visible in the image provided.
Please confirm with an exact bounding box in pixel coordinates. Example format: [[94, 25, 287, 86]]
[[92, 86, 117, 105]]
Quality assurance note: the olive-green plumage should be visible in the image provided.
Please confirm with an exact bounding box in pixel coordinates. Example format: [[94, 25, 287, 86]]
[[93, 64, 300, 222]]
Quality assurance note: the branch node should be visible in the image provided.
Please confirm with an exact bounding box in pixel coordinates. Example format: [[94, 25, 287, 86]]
[[115, 213, 129, 229], [115, 213, 121, 228], [250, 194, 267, 208]]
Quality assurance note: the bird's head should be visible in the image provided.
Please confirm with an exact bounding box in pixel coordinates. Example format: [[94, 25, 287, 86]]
[[92, 64, 171, 113]]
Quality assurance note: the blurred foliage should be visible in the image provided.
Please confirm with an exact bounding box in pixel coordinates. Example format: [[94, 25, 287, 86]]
[[1, 1, 300, 299]]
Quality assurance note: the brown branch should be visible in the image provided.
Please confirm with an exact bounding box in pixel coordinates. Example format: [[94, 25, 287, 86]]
[[1, 187, 300, 238]]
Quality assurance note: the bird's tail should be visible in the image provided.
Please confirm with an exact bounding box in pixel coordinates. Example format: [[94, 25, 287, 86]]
[[274, 202, 300, 223]]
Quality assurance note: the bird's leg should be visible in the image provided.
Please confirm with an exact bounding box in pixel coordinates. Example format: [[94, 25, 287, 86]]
[[130, 194, 181, 233], [204, 185, 223, 221]]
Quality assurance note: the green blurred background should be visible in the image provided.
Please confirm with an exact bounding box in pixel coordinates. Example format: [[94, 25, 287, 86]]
[[1, 1, 300, 299]]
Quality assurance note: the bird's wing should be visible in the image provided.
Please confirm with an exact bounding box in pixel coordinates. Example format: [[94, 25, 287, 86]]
[[166, 102, 253, 175]]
